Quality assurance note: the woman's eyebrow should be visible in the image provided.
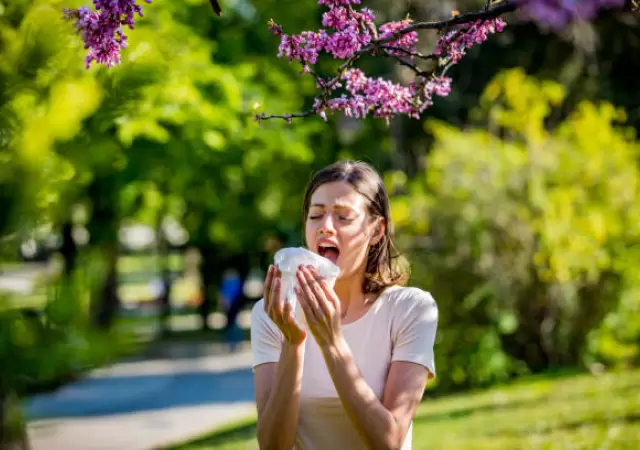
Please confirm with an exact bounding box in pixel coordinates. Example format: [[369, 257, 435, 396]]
[[310, 202, 354, 210]]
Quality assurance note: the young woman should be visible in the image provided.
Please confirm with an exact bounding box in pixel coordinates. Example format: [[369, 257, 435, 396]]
[[250, 160, 438, 450]]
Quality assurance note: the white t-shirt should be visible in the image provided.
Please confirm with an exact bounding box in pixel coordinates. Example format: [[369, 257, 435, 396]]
[[250, 285, 439, 450]]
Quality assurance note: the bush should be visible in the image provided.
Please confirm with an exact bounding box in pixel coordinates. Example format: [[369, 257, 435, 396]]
[[0, 272, 140, 398], [391, 68, 640, 392]]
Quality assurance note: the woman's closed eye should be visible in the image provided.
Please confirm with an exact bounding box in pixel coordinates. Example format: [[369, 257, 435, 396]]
[[308, 213, 354, 222]]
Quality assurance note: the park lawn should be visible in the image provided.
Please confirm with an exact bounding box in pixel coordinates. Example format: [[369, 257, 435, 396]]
[[167, 368, 640, 450]]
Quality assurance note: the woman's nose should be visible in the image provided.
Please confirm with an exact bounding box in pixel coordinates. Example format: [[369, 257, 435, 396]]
[[318, 215, 336, 235]]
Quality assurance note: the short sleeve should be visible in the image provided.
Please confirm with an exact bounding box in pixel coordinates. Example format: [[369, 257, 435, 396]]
[[390, 288, 439, 378], [250, 299, 283, 370]]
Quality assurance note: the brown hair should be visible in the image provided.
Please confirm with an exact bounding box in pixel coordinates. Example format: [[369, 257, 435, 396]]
[[302, 160, 410, 294]]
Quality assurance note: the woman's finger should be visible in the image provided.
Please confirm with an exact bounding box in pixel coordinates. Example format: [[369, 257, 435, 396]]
[[306, 267, 334, 317], [296, 287, 312, 323], [263, 265, 274, 313], [272, 275, 286, 325], [297, 267, 318, 311], [269, 275, 283, 324]]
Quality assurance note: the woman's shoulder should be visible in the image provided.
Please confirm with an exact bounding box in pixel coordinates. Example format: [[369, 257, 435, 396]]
[[250, 298, 272, 326], [383, 285, 437, 310], [384, 286, 438, 339], [249, 298, 283, 341]]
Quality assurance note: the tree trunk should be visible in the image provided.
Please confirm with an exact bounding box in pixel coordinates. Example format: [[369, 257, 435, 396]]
[[567, 271, 621, 363], [499, 272, 552, 372], [60, 221, 78, 279], [92, 244, 120, 330], [0, 391, 29, 450], [86, 173, 121, 331], [197, 245, 220, 331], [157, 223, 173, 336]]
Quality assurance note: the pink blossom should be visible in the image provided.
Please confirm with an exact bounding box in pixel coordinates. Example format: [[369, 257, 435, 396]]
[[435, 18, 506, 65], [379, 20, 418, 57], [318, 0, 361, 6], [322, 6, 350, 30], [64, 0, 152, 68]]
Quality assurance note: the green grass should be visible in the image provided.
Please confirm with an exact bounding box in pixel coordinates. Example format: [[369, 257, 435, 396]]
[[167, 368, 640, 450]]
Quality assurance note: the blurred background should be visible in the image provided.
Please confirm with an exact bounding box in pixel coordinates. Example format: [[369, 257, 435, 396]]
[[1, 0, 639, 449]]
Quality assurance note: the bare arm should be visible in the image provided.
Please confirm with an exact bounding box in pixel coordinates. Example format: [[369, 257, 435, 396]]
[[254, 343, 304, 450], [295, 267, 437, 450], [323, 339, 429, 450], [253, 265, 308, 450]]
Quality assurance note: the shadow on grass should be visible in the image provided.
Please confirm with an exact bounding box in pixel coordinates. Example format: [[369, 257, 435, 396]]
[[165, 420, 257, 449], [488, 412, 640, 437], [414, 381, 640, 425]]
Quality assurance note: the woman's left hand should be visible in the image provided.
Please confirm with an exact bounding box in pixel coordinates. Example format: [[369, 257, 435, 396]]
[[295, 265, 342, 349]]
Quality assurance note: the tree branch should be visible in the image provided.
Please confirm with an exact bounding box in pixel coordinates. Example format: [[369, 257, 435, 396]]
[[381, 45, 438, 61], [257, 0, 518, 122], [255, 110, 315, 123], [382, 50, 430, 77], [372, 0, 517, 46]]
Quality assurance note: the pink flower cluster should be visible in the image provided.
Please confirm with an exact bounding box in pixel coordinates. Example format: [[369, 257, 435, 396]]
[[379, 20, 418, 57], [314, 70, 452, 121], [270, 1, 376, 67], [517, 0, 626, 30], [435, 18, 506, 64], [269, 0, 504, 121], [64, 0, 152, 68]]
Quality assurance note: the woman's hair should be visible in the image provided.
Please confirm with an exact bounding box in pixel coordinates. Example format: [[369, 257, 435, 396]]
[[302, 160, 410, 293]]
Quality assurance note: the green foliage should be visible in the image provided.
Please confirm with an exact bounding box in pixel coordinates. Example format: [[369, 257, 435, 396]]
[[392, 68, 640, 390], [0, 270, 140, 397], [0, 0, 330, 251], [0, 0, 348, 404]]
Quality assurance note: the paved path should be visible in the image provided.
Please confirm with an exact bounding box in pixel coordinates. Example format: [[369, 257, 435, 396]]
[[24, 342, 257, 450]]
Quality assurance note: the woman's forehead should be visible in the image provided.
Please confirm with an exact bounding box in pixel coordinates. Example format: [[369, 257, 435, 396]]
[[309, 182, 366, 209]]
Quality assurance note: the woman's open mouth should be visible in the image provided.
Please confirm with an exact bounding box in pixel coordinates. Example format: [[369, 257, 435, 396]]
[[318, 243, 340, 265]]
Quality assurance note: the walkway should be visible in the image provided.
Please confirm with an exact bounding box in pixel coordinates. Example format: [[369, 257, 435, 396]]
[[24, 341, 257, 450]]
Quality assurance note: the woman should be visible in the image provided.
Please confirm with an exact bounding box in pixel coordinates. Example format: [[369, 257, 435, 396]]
[[250, 160, 438, 450]]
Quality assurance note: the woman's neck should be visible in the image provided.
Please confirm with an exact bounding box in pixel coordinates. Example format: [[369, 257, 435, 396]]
[[333, 272, 367, 311]]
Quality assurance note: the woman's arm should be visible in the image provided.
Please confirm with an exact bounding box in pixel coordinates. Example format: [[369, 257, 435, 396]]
[[252, 266, 308, 450], [322, 338, 429, 450], [295, 267, 438, 450], [254, 343, 304, 450]]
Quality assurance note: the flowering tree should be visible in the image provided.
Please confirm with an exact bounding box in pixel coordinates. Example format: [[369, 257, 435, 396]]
[[64, 0, 638, 123]]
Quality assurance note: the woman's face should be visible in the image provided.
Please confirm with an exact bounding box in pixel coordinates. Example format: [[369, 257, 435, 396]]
[[305, 181, 382, 280]]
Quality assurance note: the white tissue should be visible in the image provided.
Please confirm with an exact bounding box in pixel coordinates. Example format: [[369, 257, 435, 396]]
[[274, 247, 340, 312]]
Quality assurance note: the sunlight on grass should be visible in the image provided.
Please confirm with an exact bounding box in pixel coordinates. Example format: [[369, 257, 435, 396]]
[[167, 369, 640, 450]]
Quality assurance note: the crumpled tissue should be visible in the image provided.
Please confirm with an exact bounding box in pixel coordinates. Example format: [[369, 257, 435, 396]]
[[274, 247, 340, 312]]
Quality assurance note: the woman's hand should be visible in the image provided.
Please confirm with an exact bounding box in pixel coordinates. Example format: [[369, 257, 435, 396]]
[[264, 264, 306, 346], [295, 265, 343, 349]]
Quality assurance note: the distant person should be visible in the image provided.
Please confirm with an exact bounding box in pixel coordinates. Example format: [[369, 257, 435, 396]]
[[219, 268, 245, 345], [219, 268, 243, 313], [250, 161, 439, 449]]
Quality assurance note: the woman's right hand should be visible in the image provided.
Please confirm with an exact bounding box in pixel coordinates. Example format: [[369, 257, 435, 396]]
[[264, 264, 306, 347]]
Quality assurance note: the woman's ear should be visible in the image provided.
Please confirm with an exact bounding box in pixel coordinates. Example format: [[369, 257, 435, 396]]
[[370, 217, 385, 246]]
